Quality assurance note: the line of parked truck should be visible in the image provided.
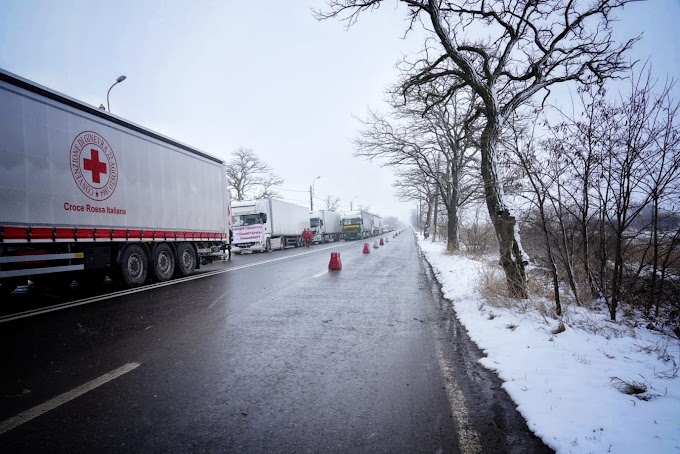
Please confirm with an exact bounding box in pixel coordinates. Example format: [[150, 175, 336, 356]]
[[0, 69, 393, 293], [230, 199, 388, 254]]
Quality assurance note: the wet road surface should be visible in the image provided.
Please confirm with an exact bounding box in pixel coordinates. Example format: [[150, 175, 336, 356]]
[[0, 233, 552, 453]]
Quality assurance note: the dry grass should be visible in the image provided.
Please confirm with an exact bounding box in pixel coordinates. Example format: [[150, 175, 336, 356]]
[[476, 263, 560, 319], [610, 377, 648, 395]]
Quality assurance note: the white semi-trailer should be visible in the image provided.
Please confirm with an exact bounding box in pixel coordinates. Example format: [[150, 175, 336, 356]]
[[0, 69, 230, 292], [309, 210, 342, 244], [371, 214, 384, 236], [231, 198, 309, 253]]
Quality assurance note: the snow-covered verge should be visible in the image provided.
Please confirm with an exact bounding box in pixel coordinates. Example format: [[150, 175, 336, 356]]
[[417, 236, 680, 454]]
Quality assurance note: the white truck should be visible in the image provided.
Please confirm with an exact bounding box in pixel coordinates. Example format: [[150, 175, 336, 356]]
[[371, 214, 384, 236], [341, 210, 374, 240], [231, 198, 309, 253], [0, 69, 230, 292], [309, 210, 342, 244]]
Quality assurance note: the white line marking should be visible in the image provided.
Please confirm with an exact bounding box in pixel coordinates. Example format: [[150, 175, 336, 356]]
[[431, 323, 482, 454], [1, 243, 357, 324], [0, 362, 140, 436], [312, 270, 328, 278]]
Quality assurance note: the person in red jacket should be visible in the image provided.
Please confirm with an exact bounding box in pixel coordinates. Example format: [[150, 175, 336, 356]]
[[302, 228, 313, 247]]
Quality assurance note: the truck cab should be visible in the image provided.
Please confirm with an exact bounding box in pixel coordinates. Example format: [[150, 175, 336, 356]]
[[231, 201, 274, 253], [231, 198, 308, 253]]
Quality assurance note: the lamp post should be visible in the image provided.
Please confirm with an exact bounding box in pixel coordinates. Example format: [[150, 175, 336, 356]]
[[350, 196, 358, 211], [310, 176, 320, 211], [106, 75, 127, 113]]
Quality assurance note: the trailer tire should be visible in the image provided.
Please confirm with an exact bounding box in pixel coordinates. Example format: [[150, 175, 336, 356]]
[[120, 244, 148, 287], [265, 239, 272, 253], [153, 243, 175, 282], [175, 243, 196, 277]]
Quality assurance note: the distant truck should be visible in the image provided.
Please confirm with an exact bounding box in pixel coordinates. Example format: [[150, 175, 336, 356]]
[[0, 69, 230, 292], [310, 210, 342, 243], [231, 198, 309, 253], [370, 214, 383, 236], [341, 210, 373, 240]]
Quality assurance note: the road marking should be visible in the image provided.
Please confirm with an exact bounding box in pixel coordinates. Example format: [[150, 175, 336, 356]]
[[0, 242, 358, 324], [431, 321, 482, 454], [0, 362, 140, 436], [312, 270, 328, 278]]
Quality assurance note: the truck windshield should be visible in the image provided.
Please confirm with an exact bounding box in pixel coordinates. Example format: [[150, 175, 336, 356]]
[[234, 213, 264, 226], [343, 218, 361, 226]]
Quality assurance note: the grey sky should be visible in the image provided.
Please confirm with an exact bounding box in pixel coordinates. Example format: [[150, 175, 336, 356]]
[[1, 0, 678, 222]]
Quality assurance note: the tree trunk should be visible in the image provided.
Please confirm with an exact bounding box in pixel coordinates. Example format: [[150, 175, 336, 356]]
[[424, 196, 434, 239], [610, 227, 625, 321], [447, 207, 459, 252], [480, 118, 528, 298], [432, 190, 439, 243], [538, 199, 562, 316], [581, 164, 595, 298]]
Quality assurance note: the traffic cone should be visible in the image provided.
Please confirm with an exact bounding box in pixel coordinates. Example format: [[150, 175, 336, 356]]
[[385, 236, 389, 243], [329, 252, 342, 270], [373, 240, 379, 248], [363, 243, 370, 254], [379, 237, 385, 246]]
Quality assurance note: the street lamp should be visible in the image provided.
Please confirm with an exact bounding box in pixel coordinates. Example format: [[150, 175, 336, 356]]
[[350, 195, 358, 211], [106, 75, 127, 113], [310, 176, 321, 211]]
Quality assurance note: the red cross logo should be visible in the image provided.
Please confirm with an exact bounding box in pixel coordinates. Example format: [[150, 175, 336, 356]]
[[70, 131, 118, 201], [83, 149, 107, 184]]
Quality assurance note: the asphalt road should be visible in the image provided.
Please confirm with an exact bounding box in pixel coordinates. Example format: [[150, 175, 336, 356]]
[[0, 232, 552, 453]]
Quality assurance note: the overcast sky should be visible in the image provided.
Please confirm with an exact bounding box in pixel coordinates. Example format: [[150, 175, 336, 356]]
[[1, 0, 678, 223]]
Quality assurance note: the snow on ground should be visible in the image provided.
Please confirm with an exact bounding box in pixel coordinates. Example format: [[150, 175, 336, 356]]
[[417, 235, 680, 454]]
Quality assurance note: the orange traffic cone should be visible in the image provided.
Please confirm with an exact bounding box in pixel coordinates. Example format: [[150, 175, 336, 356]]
[[329, 252, 342, 270], [379, 237, 385, 246], [363, 243, 370, 254]]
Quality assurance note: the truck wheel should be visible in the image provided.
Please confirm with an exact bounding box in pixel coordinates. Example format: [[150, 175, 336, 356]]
[[153, 243, 175, 282], [120, 244, 148, 287], [265, 239, 272, 252], [175, 243, 196, 277]]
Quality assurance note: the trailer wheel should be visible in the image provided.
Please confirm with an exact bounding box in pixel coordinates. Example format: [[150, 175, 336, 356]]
[[175, 243, 196, 277], [153, 243, 175, 282], [120, 244, 148, 287], [265, 239, 272, 252]]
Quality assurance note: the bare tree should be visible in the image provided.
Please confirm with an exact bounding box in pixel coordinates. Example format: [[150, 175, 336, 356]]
[[322, 195, 342, 211], [318, 0, 639, 298], [534, 66, 680, 323], [393, 166, 437, 231], [355, 89, 481, 251], [225, 147, 284, 201], [508, 118, 563, 315]]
